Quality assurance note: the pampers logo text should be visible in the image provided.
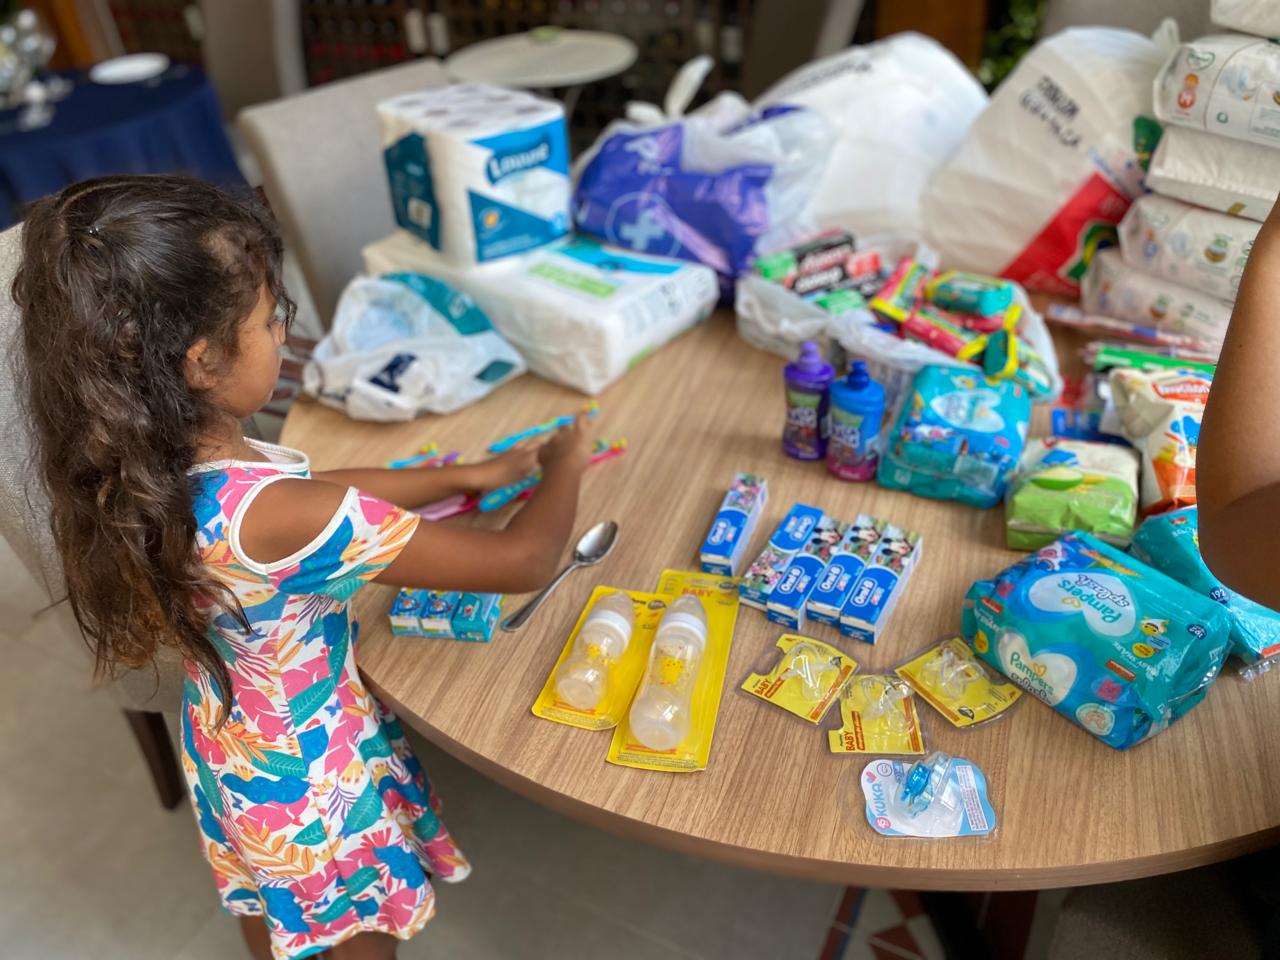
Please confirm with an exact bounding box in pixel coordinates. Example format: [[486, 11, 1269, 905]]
[[1058, 573, 1130, 623], [1005, 648, 1058, 701], [486, 138, 552, 184]]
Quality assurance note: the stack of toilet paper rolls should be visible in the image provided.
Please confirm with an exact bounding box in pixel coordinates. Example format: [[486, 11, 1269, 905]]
[[379, 83, 572, 266]]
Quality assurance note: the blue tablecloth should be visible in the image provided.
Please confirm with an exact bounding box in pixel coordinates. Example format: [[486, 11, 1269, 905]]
[[0, 67, 245, 227]]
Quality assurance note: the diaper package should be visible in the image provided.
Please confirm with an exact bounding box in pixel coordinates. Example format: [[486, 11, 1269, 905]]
[[363, 232, 718, 395], [1080, 249, 1232, 351], [379, 84, 570, 265], [1154, 34, 1280, 151], [1119, 194, 1258, 302], [1109, 366, 1210, 515], [878, 365, 1032, 508], [1006, 438, 1141, 550], [1130, 507, 1280, 670], [1147, 125, 1280, 224], [963, 532, 1231, 750], [1211, 0, 1280, 37]]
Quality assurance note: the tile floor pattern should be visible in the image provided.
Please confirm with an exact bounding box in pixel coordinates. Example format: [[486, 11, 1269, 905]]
[[823, 889, 945, 960]]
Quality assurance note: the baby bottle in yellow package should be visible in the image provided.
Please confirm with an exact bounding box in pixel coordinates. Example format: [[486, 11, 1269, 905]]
[[828, 674, 925, 755], [554, 590, 636, 710], [628, 595, 708, 751], [741, 634, 856, 724], [896, 636, 1022, 728]]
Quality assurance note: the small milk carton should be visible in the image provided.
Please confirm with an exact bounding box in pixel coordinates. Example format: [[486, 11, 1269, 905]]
[[739, 503, 826, 610], [805, 515, 885, 626], [419, 591, 462, 639], [390, 590, 427, 636], [766, 515, 848, 629], [839, 526, 923, 643], [451, 593, 503, 643], [700, 474, 768, 576]]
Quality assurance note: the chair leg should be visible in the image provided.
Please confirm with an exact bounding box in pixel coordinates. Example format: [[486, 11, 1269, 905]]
[[123, 709, 185, 810]]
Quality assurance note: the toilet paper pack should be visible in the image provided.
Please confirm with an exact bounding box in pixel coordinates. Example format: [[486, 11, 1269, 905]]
[[364, 231, 718, 395], [1118, 194, 1258, 301], [1154, 34, 1280, 151], [379, 83, 571, 265], [1147, 125, 1280, 223]]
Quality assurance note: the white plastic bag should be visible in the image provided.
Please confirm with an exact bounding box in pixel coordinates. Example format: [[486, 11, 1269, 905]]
[[922, 23, 1178, 295], [304, 275, 525, 421], [757, 32, 988, 240]]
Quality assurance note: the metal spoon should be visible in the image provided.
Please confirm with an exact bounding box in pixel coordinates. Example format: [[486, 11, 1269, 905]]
[[501, 520, 619, 632]]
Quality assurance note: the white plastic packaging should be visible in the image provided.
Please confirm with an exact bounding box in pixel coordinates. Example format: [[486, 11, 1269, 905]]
[[1154, 33, 1280, 151], [1211, 0, 1280, 38], [1147, 125, 1280, 223], [756, 32, 988, 240], [554, 591, 636, 711], [628, 595, 708, 751], [922, 24, 1176, 295], [1119, 193, 1259, 301]]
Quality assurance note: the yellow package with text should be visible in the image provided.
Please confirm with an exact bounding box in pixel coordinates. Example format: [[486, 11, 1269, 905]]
[[896, 636, 1021, 728], [532, 587, 670, 731], [741, 634, 855, 724], [827, 674, 924, 755], [605, 570, 741, 772]]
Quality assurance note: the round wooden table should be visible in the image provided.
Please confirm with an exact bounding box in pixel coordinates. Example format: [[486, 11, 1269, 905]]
[[282, 313, 1280, 891]]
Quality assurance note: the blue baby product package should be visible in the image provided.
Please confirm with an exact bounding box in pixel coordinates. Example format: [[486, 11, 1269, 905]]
[[739, 503, 826, 610], [962, 532, 1231, 750], [767, 515, 847, 629], [390, 590, 427, 636], [700, 474, 768, 576], [418, 591, 461, 638], [838, 525, 923, 643], [450, 593, 504, 643], [805, 515, 884, 627], [1130, 507, 1280, 671], [877, 365, 1032, 508]]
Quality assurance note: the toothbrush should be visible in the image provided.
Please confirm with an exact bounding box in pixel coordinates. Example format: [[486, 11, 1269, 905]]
[[487, 401, 599, 454], [478, 438, 627, 513]]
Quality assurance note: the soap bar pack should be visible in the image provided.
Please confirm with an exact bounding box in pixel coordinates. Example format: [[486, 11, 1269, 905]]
[[700, 473, 768, 576], [806, 516, 884, 626], [839, 525, 922, 643], [739, 503, 826, 609]]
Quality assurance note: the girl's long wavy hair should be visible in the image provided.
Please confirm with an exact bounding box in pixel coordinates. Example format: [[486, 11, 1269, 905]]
[[13, 175, 296, 716]]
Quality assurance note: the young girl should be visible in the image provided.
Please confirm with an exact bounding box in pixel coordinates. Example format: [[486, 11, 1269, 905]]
[[14, 175, 590, 960]]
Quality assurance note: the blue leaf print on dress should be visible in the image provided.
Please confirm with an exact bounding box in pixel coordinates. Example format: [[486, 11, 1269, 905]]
[[221, 773, 311, 805], [259, 886, 310, 933], [276, 516, 355, 595], [193, 785, 227, 844], [374, 846, 427, 888], [297, 725, 329, 765], [379, 772, 427, 808]]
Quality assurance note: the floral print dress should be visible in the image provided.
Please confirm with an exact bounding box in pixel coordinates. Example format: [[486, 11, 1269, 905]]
[[182, 440, 469, 960]]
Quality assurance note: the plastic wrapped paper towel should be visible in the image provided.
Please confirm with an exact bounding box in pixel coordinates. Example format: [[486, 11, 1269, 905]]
[[1154, 33, 1280, 151], [1147, 125, 1280, 223], [755, 32, 987, 240], [1211, 1, 1280, 41], [363, 231, 718, 395], [922, 25, 1175, 296], [1081, 248, 1233, 350], [1118, 193, 1258, 301], [379, 83, 571, 266]]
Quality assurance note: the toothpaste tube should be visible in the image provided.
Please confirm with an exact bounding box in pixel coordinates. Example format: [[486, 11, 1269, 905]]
[[870, 255, 932, 323], [839, 525, 922, 644], [450, 592, 503, 643], [767, 515, 848, 629], [805, 515, 884, 626], [925, 271, 1015, 316], [901, 304, 988, 360], [739, 503, 826, 609], [700, 473, 768, 576]]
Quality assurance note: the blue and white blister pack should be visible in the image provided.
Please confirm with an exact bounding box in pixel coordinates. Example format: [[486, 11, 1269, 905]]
[[860, 757, 996, 838], [877, 365, 1031, 508], [963, 532, 1231, 750], [379, 84, 570, 265], [766, 515, 847, 629], [1130, 507, 1280, 671]]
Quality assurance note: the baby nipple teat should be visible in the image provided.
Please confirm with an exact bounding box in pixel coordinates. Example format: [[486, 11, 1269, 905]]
[[925, 645, 984, 699], [779, 642, 839, 701], [855, 675, 910, 734]]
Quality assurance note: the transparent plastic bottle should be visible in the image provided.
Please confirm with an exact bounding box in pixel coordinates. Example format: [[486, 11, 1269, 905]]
[[555, 591, 636, 710], [628, 595, 709, 751]]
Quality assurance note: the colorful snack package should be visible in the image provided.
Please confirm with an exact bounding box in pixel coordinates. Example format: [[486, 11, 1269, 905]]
[[1006, 438, 1141, 550], [962, 532, 1232, 750], [451, 592, 503, 642], [754, 231, 857, 294], [740, 503, 826, 610], [699, 473, 768, 575], [767, 515, 848, 629], [925, 270, 1015, 316], [900, 304, 988, 360], [870, 255, 933, 322]]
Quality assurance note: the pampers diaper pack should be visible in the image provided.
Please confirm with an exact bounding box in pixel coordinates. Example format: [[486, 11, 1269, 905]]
[[878, 365, 1031, 508], [963, 532, 1231, 750], [1147, 125, 1280, 225], [1130, 507, 1280, 670], [379, 84, 571, 265]]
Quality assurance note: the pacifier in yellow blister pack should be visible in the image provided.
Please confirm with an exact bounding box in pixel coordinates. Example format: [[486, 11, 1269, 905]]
[[828, 674, 924, 755], [895, 636, 1021, 728], [740, 634, 856, 724]]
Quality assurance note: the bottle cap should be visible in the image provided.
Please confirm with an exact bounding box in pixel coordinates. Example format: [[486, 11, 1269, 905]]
[[847, 360, 870, 389], [794, 340, 827, 373]]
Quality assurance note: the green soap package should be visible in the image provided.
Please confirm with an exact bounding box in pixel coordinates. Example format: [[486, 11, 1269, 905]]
[[1006, 438, 1140, 550]]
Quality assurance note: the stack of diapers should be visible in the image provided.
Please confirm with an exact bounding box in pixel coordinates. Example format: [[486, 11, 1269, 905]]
[[1147, 126, 1280, 223], [379, 84, 571, 265], [963, 532, 1231, 750], [1210, 0, 1280, 38], [1154, 34, 1280, 152], [1118, 194, 1259, 301], [1130, 507, 1280, 675], [363, 232, 717, 395]]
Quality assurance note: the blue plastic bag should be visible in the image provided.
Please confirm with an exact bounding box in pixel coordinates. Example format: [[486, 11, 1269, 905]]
[[962, 532, 1231, 750]]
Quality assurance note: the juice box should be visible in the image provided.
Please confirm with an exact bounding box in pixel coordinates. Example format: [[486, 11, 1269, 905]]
[[451, 592, 503, 643], [699, 473, 768, 576], [805, 515, 884, 626], [839, 526, 922, 643], [390, 590, 427, 636], [419, 591, 461, 638], [739, 503, 826, 610], [766, 515, 847, 629]]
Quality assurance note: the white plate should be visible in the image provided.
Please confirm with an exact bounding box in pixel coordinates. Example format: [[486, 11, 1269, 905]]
[[89, 53, 170, 85]]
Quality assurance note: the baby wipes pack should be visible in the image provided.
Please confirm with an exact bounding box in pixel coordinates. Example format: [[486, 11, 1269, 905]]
[[1154, 34, 1280, 152], [739, 503, 826, 610], [878, 365, 1031, 508], [963, 532, 1231, 750], [1119, 194, 1257, 302], [363, 232, 718, 395], [1147, 125, 1280, 224], [1130, 507, 1280, 670]]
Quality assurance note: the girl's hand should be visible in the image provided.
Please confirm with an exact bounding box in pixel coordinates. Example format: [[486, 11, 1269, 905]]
[[463, 447, 541, 493], [538, 413, 592, 474]]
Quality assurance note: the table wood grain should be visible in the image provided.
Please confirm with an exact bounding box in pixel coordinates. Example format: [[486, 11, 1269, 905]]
[[281, 312, 1280, 890]]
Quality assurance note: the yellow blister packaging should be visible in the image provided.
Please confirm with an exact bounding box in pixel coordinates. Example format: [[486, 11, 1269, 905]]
[[532, 587, 669, 730], [741, 634, 856, 724], [827, 674, 925, 755], [895, 636, 1022, 728], [606, 570, 741, 772]]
